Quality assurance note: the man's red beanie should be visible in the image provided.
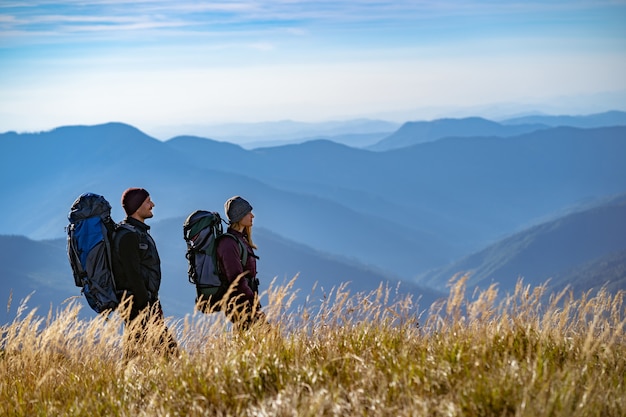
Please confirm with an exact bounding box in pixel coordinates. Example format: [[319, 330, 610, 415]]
[[121, 188, 149, 216]]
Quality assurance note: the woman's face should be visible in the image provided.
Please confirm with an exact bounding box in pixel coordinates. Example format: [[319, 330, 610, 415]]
[[239, 211, 254, 228]]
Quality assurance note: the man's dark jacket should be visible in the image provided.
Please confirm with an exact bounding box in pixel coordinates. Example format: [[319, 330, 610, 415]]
[[112, 217, 161, 316]]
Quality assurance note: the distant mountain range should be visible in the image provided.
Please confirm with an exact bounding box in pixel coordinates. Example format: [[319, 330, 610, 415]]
[[1, 111, 625, 322], [369, 111, 626, 151], [368, 117, 547, 151], [152, 118, 401, 148], [501, 110, 626, 129], [152, 111, 626, 150]]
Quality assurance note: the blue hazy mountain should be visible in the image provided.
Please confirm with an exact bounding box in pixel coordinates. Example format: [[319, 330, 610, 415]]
[[367, 111, 626, 151], [155, 119, 400, 147], [550, 249, 626, 296], [242, 131, 390, 149], [502, 110, 626, 129], [0, 124, 455, 276], [1, 122, 626, 281], [368, 117, 548, 151], [0, 235, 77, 324], [167, 125, 626, 264], [417, 194, 626, 295]]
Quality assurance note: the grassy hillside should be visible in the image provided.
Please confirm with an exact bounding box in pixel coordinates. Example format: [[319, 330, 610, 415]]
[[1, 277, 624, 416]]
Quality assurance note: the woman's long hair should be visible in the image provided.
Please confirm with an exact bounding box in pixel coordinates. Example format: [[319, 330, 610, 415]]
[[232, 222, 257, 250]]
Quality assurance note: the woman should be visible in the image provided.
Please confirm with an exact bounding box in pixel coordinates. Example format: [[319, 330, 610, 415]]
[[216, 195, 264, 329]]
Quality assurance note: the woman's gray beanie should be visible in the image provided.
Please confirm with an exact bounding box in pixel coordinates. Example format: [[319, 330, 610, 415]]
[[224, 196, 253, 224]]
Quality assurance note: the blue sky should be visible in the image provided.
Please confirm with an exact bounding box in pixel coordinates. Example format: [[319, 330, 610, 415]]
[[1, 1, 625, 138]]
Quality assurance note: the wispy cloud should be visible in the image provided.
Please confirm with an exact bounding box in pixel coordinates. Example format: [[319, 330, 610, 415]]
[[3, 0, 623, 43]]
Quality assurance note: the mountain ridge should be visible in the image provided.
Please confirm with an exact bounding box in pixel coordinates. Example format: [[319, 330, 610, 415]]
[[369, 117, 548, 151], [417, 194, 626, 295], [501, 110, 626, 128]]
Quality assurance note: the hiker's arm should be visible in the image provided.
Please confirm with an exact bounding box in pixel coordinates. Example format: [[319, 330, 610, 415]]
[[117, 232, 150, 310], [217, 237, 255, 300]]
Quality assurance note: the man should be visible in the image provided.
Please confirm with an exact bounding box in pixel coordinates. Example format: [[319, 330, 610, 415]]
[[113, 187, 177, 357]]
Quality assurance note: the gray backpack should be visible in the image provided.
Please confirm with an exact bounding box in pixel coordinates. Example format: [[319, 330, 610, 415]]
[[183, 210, 246, 311]]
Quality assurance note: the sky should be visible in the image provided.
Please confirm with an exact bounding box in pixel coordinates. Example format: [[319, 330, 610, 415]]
[[1, 0, 625, 139]]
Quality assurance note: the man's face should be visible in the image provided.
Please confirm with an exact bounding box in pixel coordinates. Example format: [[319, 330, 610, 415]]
[[134, 196, 154, 221]]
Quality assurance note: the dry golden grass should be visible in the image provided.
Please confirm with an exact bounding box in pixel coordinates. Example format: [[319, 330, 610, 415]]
[[1, 275, 624, 416]]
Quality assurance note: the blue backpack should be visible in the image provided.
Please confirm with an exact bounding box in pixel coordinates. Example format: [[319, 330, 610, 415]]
[[66, 193, 120, 313]]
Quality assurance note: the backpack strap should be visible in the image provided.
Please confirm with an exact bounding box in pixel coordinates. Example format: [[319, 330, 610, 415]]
[[220, 232, 248, 268], [67, 224, 87, 286], [101, 216, 116, 288], [217, 233, 253, 294], [114, 223, 149, 253]]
